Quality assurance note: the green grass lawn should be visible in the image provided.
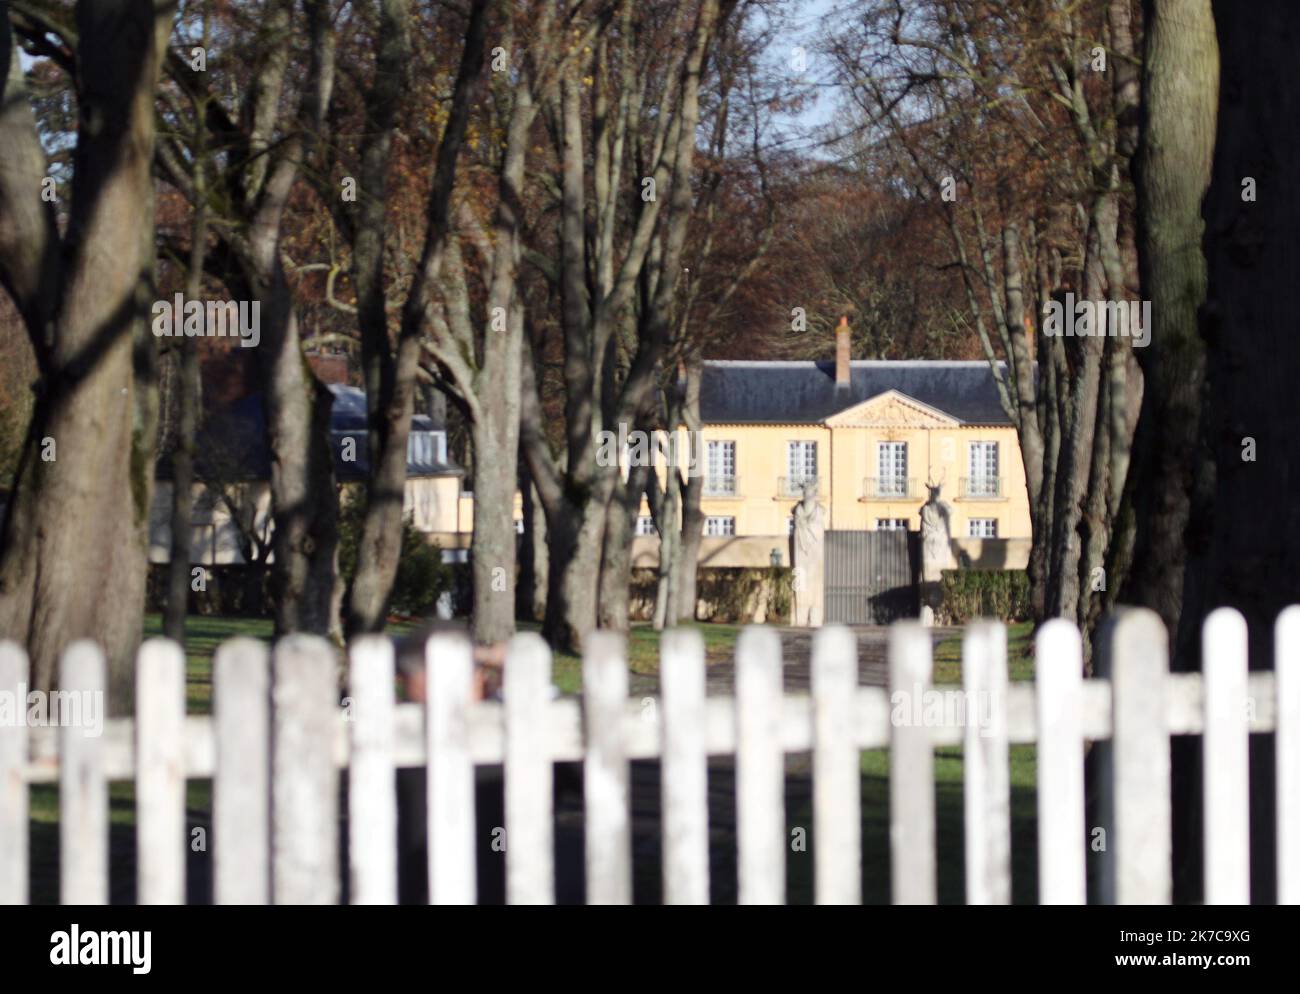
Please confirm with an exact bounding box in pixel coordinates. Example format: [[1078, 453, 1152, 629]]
[[539, 620, 746, 695], [934, 620, 1036, 684]]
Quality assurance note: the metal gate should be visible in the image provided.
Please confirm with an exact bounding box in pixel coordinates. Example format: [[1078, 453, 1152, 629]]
[[824, 530, 919, 625]]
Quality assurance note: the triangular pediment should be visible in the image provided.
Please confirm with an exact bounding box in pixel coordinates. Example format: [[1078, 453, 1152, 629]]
[[824, 389, 959, 428]]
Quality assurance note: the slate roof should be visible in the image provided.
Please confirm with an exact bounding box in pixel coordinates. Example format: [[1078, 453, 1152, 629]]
[[699, 360, 1013, 426], [159, 384, 462, 482]]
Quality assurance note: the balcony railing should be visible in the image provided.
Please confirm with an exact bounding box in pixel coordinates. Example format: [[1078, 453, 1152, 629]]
[[862, 477, 917, 500], [702, 475, 739, 497], [960, 476, 1003, 499], [777, 475, 820, 498]]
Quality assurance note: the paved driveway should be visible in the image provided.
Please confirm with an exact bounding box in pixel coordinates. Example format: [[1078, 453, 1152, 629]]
[[628, 624, 962, 698]]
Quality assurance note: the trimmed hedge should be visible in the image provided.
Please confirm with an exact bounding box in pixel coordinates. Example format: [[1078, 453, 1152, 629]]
[[146, 563, 271, 617], [938, 569, 1030, 624], [628, 566, 792, 623]]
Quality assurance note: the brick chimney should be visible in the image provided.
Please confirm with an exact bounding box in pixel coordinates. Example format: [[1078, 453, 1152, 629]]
[[835, 315, 852, 387]]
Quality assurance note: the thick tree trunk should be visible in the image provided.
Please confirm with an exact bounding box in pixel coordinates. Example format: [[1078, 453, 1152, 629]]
[[1190, 0, 1292, 904], [1115, 0, 1218, 904], [1120, 0, 1218, 635], [0, 0, 175, 708], [469, 408, 519, 645]]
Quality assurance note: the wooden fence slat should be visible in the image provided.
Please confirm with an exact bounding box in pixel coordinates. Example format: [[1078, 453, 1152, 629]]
[[890, 621, 935, 904], [1203, 608, 1251, 904], [426, 631, 476, 904], [812, 624, 861, 904], [1278, 605, 1300, 904], [660, 628, 708, 905], [214, 637, 270, 904], [504, 632, 555, 905], [1035, 619, 1085, 904], [963, 621, 1010, 905], [136, 638, 186, 905], [271, 635, 339, 904], [735, 626, 785, 905], [583, 631, 632, 905], [0, 641, 29, 905], [1103, 608, 1171, 904], [59, 641, 107, 905], [347, 636, 397, 905]]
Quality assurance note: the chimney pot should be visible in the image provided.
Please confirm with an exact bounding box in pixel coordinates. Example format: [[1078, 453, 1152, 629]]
[[835, 316, 851, 387]]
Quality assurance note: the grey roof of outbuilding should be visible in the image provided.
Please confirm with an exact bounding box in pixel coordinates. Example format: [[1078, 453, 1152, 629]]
[[699, 360, 1013, 425], [158, 385, 462, 482]]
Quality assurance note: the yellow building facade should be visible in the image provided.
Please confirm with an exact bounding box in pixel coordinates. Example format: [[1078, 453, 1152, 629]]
[[631, 353, 1033, 570], [693, 390, 1031, 538]]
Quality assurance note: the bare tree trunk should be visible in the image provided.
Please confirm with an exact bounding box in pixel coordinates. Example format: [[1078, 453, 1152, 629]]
[[345, 0, 486, 636], [598, 461, 649, 631], [0, 0, 175, 707], [653, 476, 680, 630], [518, 470, 548, 622], [673, 359, 704, 622], [165, 31, 210, 644]]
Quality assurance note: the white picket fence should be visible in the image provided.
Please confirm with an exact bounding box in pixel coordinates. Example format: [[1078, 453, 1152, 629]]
[[2, 605, 1299, 905]]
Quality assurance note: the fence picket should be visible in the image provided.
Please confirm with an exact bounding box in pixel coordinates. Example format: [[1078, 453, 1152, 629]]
[[1278, 606, 1300, 904], [1035, 620, 1085, 904], [214, 637, 270, 904], [735, 626, 785, 905], [11, 604, 1300, 906], [0, 642, 28, 905], [59, 641, 107, 905], [1203, 609, 1250, 904], [1103, 608, 1171, 904], [583, 631, 632, 905], [426, 631, 476, 904], [660, 628, 709, 905], [963, 621, 1010, 905], [136, 638, 186, 905], [812, 624, 861, 904], [347, 636, 397, 905], [504, 632, 555, 905], [890, 622, 936, 904], [271, 635, 339, 904]]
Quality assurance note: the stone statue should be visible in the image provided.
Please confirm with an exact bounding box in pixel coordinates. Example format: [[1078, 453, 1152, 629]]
[[919, 482, 953, 625], [791, 482, 826, 627]]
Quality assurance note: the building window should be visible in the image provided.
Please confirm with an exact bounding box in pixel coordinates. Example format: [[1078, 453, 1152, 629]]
[[635, 515, 658, 536], [785, 440, 817, 496], [966, 441, 1000, 497], [968, 518, 998, 538], [877, 441, 908, 496], [705, 440, 736, 495], [408, 431, 436, 465], [876, 518, 909, 531], [704, 516, 736, 537]]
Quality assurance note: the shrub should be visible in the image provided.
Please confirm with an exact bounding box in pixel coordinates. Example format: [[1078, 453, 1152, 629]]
[[696, 566, 791, 623], [938, 569, 1031, 624], [337, 486, 452, 619]]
